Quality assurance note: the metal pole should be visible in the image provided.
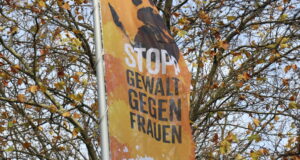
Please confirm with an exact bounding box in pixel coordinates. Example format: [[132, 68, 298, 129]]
[[92, 0, 110, 159]]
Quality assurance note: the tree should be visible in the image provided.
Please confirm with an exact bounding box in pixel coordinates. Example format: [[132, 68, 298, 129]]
[[0, 0, 299, 159]]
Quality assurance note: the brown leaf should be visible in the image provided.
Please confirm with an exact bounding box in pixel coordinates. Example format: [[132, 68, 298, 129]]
[[11, 65, 21, 73], [282, 79, 289, 86], [237, 72, 251, 81], [73, 113, 81, 119], [199, 11, 211, 24], [17, 94, 26, 102], [61, 3, 71, 10], [211, 133, 219, 144], [49, 105, 57, 113], [284, 65, 292, 73], [17, 78, 23, 85], [218, 40, 229, 50], [22, 142, 31, 148], [291, 64, 298, 70]]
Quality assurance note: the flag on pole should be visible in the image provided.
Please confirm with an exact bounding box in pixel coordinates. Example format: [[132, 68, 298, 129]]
[[100, 0, 195, 159]]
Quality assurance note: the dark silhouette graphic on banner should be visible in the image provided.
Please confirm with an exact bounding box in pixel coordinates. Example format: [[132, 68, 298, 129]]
[[108, 1, 180, 61]]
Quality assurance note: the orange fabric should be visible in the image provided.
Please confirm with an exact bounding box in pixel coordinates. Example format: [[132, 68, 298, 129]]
[[101, 0, 195, 159]]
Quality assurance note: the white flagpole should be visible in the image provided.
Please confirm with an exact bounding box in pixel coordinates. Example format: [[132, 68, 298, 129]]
[[92, 0, 110, 159]]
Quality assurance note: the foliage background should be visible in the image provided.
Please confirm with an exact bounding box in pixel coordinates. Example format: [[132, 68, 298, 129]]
[[0, 0, 299, 159]]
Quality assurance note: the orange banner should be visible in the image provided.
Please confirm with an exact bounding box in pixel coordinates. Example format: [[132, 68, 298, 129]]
[[101, 0, 195, 159]]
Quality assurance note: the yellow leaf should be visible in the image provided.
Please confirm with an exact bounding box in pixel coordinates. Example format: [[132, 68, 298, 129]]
[[266, 44, 276, 49], [280, 43, 288, 49], [279, 14, 288, 21], [250, 151, 262, 160], [10, 26, 19, 34], [288, 101, 297, 109], [37, 0, 46, 8], [235, 154, 244, 160], [72, 38, 82, 48], [227, 16, 236, 21], [281, 37, 289, 43], [251, 24, 259, 30], [220, 140, 231, 154], [62, 112, 71, 117], [253, 118, 260, 127], [233, 55, 243, 63], [177, 30, 187, 37], [54, 81, 65, 90], [49, 105, 58, 113], [38, 126, 43, 131], [69, 94, 83, 102], [28, 85, 38, 93]]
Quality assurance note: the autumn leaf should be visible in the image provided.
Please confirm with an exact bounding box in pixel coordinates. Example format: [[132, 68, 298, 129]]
[[288, 101, 297, 109], [248, 134, 261, 142], [37, 0, 46, 8], [253, 118, 260, 127], [177, 30, 187, 37], [58, 146, 65, 151], [22, 142, 31, 148], [282, 79, 289, 86], [279, 14, 288, 21], [218, 40, 229, 50], [248, 123, 254, 131], [199, 11, 211, 24], [72, 75, 80, 82], [251, 24, 260, 30], [7, 121, 14, 128], [49, 105, 58, 113], [220, 140, 231, 154], [250, 150, 262, 160], [11, 65, 21, 73], [17, 78, 23, 85], [69, 93, 83, 102], [233, 55, 243, 63], [61, 3, 71, 10], [28, 85, 38, 93], [17, 94, 26, 102], [38, 126, 43, 131], [227, 16, 236, 21], [73, 113, 81, 119], [72, 129, 79, 137], [62, 112, 71, 117], [10, 26, 19, 34], [54, 81, 65, 90], [237, 72, 251, 81], [235, 154, 244, 160], [284, 65, 292, 73]]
